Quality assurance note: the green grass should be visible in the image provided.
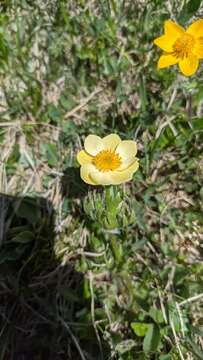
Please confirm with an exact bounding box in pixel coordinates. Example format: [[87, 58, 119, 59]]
[[0, 0, 203, 359]]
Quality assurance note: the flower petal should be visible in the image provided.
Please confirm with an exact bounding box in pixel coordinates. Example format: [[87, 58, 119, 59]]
[[82, 159, 139, 186], [118, 157, 138, 171], [90, 169, 113, 186], [164, 20, 185, 37], [154, 35, 176, 52], [179, 54, 199, 76], [102, 133, 121, 151], [111, 160, 139, 185], [84, 135, 104, 156], [116, 140, 137, 161], [157, 54, 178, 69], [193, 37, 203, 59], [77, 150, 93, 165], [110, 172, 133, 185], [80, 164, 97, 185], [187, 19, 203, 38]]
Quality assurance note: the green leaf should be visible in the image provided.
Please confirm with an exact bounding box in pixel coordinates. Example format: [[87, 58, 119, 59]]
[[131, 322, 151, 337], [41, 143, 58, 167], [159, 355, 171, 360], [83, 278, 91, 299], [12, 230, 35, 243], [110, 237, 123, 263], [59, 94, 76, 111], [149, 307, 165, 324], [46, 143, 58, 167], [143, 324, 160, 353], [135, 296, 150, 312], [0, 33, 8, 65], [187, 0, 202, 12], [193, 118, 203, 130], [115, 339, 136, 354], [47, 104, 62, 123], [168, 301, 184, 333], [15, 200, 41, 225], [178, 0, 202, 24]]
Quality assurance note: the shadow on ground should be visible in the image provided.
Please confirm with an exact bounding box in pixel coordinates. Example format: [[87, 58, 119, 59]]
[[61, 167, 89, 200], [0, 194, 107, 360]]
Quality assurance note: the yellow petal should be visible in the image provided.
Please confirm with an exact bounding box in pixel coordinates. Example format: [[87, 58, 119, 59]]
[[80, 164, 97, 185], [89, 160, 139, 185], [154, 20, 184, 52], [111, 160, 139, 185], [90, 170, 113, 186], [154, 35, 175, 52], [157, 54, 178, 69], [164, 20, 185, 37], [116, 140, 137, 161], [77, 150, 93, 165], [127, 159, 139, 173], [81, 163, 114, 186], [193, 37, 203, 59], [90, 168, 131, 186], [179, 54, 199, 76], [84, 135, 104, 156], [118, 157, 138, 171], [102, 133, 121, 151], [187, 19, 203, 38], [110, 172, 133, 185]]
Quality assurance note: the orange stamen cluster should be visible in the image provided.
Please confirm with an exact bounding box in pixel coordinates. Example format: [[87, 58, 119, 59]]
[[172, 33, 194, 59], [93, 150, 121, 172]]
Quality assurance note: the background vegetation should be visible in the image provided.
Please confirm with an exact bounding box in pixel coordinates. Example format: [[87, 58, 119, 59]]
[[0, 0, 203, 359]]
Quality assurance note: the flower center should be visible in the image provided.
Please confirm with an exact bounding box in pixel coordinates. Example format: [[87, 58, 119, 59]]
[[172, 33, 194, 59], [93, 150, 121, 172]]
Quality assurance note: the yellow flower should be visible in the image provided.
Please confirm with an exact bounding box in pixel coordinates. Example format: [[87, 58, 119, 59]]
[[154, 19, 203, 76], [77, 134, 139, 185]]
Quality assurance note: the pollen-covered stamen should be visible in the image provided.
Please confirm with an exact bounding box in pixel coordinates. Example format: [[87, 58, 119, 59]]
[[172, 33, 195, 59], [93, 150, 122, 172]]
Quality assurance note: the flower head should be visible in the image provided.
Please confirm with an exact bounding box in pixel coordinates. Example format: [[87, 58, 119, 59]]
[[154, 19, 203, 76], [77, 134, 139, 185]]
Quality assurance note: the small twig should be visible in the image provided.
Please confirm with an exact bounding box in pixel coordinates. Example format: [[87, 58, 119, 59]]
[[155, 115, 178, 139], [64, 88, 103, 119], [157, 287, 168, 324], [23, 301, 54, 326], [0, 121, 20, 127], [165, 265, 176, 291], [60, 317, 86, 360], [151, 159, 163, 183], [169, 316, 185, 360], [179, 293, 203, 307], [175, 302, 185, 337], [147, 241, 162, 264], [78, 250, 106, 257], [86, 271, 109, 281], [167, 87, 177, 111], [161, 196, 194, 218]]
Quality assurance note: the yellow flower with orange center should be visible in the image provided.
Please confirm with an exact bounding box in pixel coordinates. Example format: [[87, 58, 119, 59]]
[[77, 134, 139, 185], [154, 19, 203, 76]]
